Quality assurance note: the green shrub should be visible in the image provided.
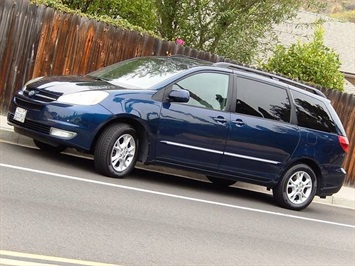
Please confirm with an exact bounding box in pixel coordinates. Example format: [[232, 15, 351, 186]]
[[262, 25, 344, 91], [29, 0, 159, 37]]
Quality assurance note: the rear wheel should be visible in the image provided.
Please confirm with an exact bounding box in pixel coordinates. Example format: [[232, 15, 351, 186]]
[[273, 164, 317, 211], [33, 139, 66, 153], [206, 175, 236, 187], [94, 123, 138, 178]]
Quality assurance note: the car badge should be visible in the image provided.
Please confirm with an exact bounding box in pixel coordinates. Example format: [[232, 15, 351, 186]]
[[28, 90, 36, 96]]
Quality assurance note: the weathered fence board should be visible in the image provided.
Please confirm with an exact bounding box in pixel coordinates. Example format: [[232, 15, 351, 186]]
[[321, 88, 355, 186], [1, 0, 354, 186]]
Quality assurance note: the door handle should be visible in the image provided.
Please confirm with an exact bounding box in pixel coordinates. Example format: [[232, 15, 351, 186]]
[[233, 119, 245, 127], [213, 116, 227, 124]]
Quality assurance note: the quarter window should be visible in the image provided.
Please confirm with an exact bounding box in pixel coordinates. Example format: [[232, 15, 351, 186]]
[[292, 91, 337, 133], [235, 77, 291, 123], [176, 73, 229, 110]]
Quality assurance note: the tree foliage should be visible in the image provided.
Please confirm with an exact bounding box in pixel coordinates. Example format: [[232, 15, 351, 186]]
[[261, 25, 344, 91], [60, 0, 157, 31], [155, 0, 321, 63], [30, 0, 157, 35], [39, 0, 321, 64]]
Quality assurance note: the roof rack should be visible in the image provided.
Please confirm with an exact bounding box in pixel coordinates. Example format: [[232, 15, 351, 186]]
[[213, 62, 326, 98]]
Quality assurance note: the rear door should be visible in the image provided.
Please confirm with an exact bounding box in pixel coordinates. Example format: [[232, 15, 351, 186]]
[[155, 71, 232, 172], [219, 75, 300, 182]]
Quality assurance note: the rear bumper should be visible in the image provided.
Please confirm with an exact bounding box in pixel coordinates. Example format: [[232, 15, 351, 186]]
[[317, 168, 346, 197]]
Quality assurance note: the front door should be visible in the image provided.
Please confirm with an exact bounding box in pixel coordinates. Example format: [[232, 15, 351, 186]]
[[156, 72, 232, 172]]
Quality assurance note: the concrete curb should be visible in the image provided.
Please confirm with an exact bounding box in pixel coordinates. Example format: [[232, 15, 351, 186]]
[[1, 115, 354, 209]]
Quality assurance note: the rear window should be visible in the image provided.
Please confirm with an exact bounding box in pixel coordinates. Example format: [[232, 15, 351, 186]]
[[292, 90, 337, 133]]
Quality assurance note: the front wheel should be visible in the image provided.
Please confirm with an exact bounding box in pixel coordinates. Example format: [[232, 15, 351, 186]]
[[94, 123, 138, 178], [273, 164, 317, 211]]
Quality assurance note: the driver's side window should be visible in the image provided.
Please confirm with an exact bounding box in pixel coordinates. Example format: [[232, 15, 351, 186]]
[[177, 72, 229, 111]]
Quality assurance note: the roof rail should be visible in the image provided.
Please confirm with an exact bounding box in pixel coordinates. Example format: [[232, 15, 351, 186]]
[[213, 62, 326, 98], [169, 54, 191, 58], [168, 54, 213, 65]]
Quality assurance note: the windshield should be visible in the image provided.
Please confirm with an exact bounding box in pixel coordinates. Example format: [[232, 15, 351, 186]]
[[87, 56, 210, 89]]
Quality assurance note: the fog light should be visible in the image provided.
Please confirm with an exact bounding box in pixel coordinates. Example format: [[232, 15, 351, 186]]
[[50, 127, 77, 139]]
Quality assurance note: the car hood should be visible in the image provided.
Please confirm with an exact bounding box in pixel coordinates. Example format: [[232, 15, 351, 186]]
[[27, 75, 118, 94]]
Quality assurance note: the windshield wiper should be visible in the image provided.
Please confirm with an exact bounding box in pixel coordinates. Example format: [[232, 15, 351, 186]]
[[87, 75, 111, 82]]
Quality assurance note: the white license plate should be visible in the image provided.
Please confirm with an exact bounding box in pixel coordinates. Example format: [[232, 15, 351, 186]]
[[14, 107, 27, 123]]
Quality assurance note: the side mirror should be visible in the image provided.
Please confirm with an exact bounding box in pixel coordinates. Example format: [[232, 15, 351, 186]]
[[167, 86, 190, 103]]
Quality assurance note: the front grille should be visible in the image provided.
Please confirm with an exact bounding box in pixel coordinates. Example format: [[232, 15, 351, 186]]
[[24, 87, 62, 102], [15, 97, 44, 111], [8, 113, 51, 135]]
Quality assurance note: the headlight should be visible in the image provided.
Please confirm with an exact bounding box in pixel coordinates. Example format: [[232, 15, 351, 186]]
[[57, 91, 109, 105], [22, 76, 44, 90]]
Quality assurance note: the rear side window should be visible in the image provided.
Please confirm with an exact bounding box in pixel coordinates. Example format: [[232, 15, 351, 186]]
[[235, 77, 291, 123], [292, 90, 337, 133]]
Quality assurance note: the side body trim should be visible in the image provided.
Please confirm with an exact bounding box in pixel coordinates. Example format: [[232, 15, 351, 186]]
[[160, 141, 280, 165]]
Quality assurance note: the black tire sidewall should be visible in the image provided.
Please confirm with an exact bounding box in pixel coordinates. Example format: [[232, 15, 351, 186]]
[[95, 124, 138, 178], [274, 164, 317, 211]]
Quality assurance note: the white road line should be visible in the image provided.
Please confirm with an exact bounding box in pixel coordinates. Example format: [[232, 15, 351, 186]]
[[0, 250, 118, 266], [1, 163, 354, 229], [0, 258, 59, 266]]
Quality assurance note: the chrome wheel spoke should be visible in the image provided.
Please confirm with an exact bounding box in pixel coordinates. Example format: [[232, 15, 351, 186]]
[[288, 190, 298, 201], [300, 191, 308, 201], [112, 157, 123, 170], [127, 147, 135, 157], [122, 135, 132, 148], [286, 170, 313, 205], [111, 150, 120, 161], [302, 179, 312, 188], [110, 134, 136, 173]]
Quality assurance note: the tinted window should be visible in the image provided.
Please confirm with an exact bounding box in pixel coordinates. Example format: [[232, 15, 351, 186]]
[[292, 90, 337, 133], [88, 57, 209, 89], [235, 77, 291, 123], [177, 73, 229, 110]]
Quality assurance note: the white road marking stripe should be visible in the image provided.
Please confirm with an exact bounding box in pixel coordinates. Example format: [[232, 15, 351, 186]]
[[0, 250, 118, 266], [0, 258, 59, 266], [1, 163, 354, 229]]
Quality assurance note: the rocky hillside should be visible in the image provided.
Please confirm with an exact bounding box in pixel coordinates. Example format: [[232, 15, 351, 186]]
[[319, 0, 355, 22]]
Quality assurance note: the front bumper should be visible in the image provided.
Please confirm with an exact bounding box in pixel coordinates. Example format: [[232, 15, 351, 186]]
[[8, 101, 113, 152]]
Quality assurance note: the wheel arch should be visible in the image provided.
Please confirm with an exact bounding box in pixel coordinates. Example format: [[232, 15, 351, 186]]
[[278, 158, 322, 189], [273, 159, 321, 210], [91, 116, 151, 163]]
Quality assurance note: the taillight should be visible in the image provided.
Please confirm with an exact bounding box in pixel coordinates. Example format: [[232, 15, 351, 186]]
[[338, 136, 349, 153]]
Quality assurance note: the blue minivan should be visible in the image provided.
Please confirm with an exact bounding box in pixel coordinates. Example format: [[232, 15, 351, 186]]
[[8, 55, 349, 210]]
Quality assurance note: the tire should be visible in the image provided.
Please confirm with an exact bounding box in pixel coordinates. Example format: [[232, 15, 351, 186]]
[[273, 164, 317, 211], [206, 175, 236, 187], [94, 123, 138, 178], [33, 139, 66, 153]]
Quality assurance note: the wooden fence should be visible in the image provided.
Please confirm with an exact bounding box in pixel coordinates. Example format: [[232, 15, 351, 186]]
[[1, 0, 354, 186]]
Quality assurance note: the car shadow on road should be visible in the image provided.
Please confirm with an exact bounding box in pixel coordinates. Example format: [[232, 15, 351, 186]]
[[10, 144, 276, 208], [1, 143, 337, 213], [130, 166, 275, 206]]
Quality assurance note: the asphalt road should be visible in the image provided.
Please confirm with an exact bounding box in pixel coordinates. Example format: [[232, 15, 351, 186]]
[[1, 142, 354, 265]]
